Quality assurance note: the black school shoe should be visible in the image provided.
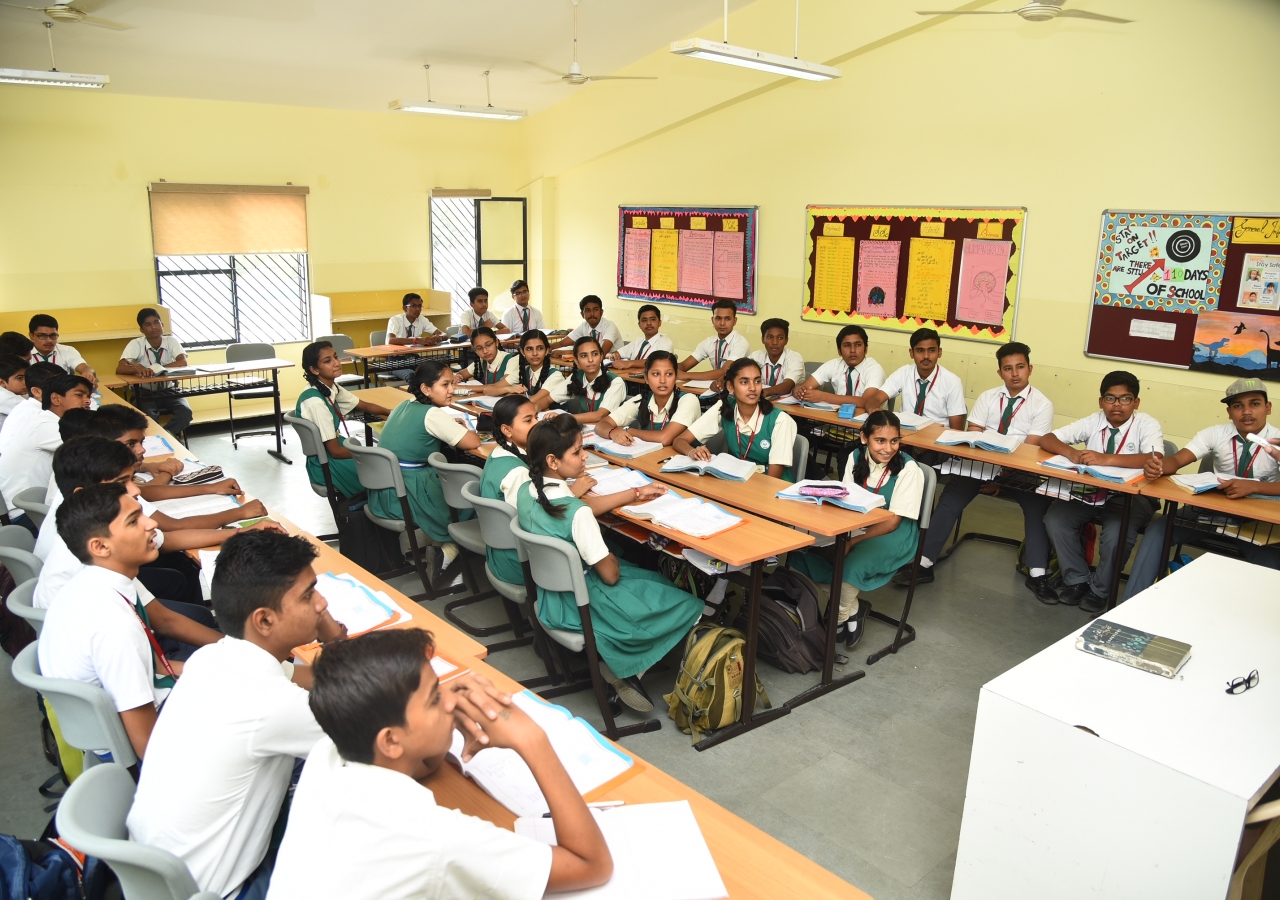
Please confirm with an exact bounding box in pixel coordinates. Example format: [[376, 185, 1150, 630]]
[[843, 601, 873, 649], [1079, 592, 1108, 615], [608, 675, 654, 713], [1057, 582, 1089, 607], [1024, 575, 1059, 605], [891, 564, 933, 587]]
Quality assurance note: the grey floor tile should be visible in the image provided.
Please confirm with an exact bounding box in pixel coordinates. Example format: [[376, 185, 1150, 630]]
[[0, 664, 60, 838], [834, 713, 973, 815], [908, 851, 957, 900]]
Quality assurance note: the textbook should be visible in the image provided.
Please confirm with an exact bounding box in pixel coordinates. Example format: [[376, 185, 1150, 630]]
[[682, 379, 715, 391], [448, 690, 640, 818], [800, 400, 840, 411], [462, 395, 501, 411], [582, 434, 665, 459], [151, 493, 241, 518], [660, 453, 757, 482], [776, 479, 887, 514], [1170, 472, 1226, 494], [1076, 619, 1192, 678], [141, 435, 174, 458], [1038, 455, 1145, 485], [621, 491, 743, 538], [1214, 519, 1280, 546], [587, 467, 653, 496], [315, 571, 405, 636], [935, 429, 1023, 454]]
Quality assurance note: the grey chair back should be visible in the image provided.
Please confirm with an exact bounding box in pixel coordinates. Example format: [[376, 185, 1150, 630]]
[[315, 334, 356, 357], [5, 579, 43, 636], [792, 433, 809, 482], [0, 523, 36, 552], [0, 546, 42, 584], [1163, 439, 1178, 458], [509, 519, 591, 605], [445, 325, 462, 338], [804, 360, 822, 379], [370, 330, 388, 346], [56, 763, 219, 900], [284, 414, 330, 465], [428, 452, 481, 511], [916, 461, 940, 531], [348, 443, 407, 496], [462, 481, 526, 559], [13, 486, 49, 529], [225, 342, 275, 364], [11, 643, 138, 768]]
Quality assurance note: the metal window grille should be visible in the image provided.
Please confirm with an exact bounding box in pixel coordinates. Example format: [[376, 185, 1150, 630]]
[[430, 197, 479, 322], [154, 253, 310, 349]]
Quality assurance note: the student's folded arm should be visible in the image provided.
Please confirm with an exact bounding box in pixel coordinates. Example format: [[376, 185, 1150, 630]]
[[120, 704, 159, 760], [766, 464, 785, 479], [324, 437, 352, 459], [528, 389, 552, 412], [593, 416, 619, 439], [645, 421, 688, 447], [966, 422, 985, 433], [677, 355, 697, 372], [139, 482, 229, 500], [861, 388, 888, 411], [1024, 433, 1045, 446], [1037, 433, 1076, 461], [452, 430, 482, 452], [145, 599, 222, 647], [947, 414, 967, 430], [1163, 448, 1196, 474], [764, 379, 795, 397], [598, 340, 614, 356], [173, 354, 188, 367], [149, 527, 236, 550], [592, 553, 621, 586]]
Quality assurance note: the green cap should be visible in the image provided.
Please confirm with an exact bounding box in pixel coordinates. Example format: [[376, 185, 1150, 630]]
[[1222, 377, 1268, 404]]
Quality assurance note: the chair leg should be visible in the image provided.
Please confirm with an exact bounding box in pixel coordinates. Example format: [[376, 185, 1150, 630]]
[[227, 391, 237, 448], [399, 497, 465, 603], [442, 553, 508, 637], [580, 606, 661, 740], [866, 528, 924, 665]]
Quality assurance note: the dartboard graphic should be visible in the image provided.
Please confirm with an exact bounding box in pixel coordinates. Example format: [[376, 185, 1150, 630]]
[[1165, 229, 1201, 263]]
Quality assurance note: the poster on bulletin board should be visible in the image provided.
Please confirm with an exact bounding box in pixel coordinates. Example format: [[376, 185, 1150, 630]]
[[800, 205, 1026, 345], [616, 206, 758, 314], [1084, 211, 1280, 380]]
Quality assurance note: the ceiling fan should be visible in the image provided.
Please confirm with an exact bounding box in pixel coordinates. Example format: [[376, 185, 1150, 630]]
[[544, 0, 656, 85], [0, 1, 129, 30], [916, 1, 1131, 24]]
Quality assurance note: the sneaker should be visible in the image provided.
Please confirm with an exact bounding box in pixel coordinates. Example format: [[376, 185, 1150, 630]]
[[1024, 574, 1059, 605], [892, 564, 932, 587], [1057, 582, 1089, 607], [608, 675, 654, 713], [1079, 591, 1107, 615]]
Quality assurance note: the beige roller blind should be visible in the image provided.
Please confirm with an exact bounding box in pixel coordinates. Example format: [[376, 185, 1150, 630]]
[[149, 183, 309, 256]]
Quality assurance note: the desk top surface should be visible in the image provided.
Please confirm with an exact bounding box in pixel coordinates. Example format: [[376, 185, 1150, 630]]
[[1140, 476, 1280, 526], [103, 358, 294, 388], [349, 342, 470, 359]]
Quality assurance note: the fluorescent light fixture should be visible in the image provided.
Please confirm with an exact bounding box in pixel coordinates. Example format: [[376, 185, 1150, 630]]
[[670, 38, 838, 81], [389, 99, 524, 120], [0, 67, 108, 88]]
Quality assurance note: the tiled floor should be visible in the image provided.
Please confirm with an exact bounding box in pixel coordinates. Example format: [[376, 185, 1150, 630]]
[[0, 423, 1100, 897]]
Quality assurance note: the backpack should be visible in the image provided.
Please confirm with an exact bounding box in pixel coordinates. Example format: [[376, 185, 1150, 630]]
[[0, 564, 34, 660], [743, 568, 826, 675], [332, 497, 403, 576], [664, 624, 770, 744], [0, 833, 112, 900]]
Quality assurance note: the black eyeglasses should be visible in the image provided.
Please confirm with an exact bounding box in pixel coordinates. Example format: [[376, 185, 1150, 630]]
[[1226, 669, 1259, 695]]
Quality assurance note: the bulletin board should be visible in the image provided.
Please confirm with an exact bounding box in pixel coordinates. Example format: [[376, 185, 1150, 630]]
[[800, 205, 1026, 345], [616, 206, 758, 315], [1084, 210, 1280, 381]]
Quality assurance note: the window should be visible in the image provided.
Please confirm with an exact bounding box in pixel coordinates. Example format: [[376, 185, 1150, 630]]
[[430, 197, 478, 322], [155, 253, 310, 348], [430, 194, 527, 322]]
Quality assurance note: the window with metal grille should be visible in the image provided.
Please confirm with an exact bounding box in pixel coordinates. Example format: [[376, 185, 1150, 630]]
[[155, 253, 311, 349], [430, 197, 479, 322], [430, 195, 527, 323]]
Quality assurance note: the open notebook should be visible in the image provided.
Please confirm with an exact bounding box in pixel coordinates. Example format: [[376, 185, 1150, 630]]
[[1038, 455, 1145, 484], [151, 493, 241, 518], [141, 435, 175, 458], [582, 433, 665, 459], [935, 429, 1023, 454], [660, 453, 757, 482], [314, 571, 407, 636], [587, 467, 653, 496], [621, 491, 743, 539], [776, 479, 886, 514]]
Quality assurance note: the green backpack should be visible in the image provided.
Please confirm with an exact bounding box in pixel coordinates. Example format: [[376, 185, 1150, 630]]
[[664, 624, 771, 744]]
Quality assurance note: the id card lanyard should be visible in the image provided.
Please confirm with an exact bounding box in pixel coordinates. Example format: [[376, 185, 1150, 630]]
[[118, 592, 177, 682]]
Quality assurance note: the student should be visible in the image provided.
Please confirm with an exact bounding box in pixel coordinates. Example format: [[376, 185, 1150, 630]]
[[38, 483, 224, 759], [0, 331, 34, 360], [1040, 370, 1162, 614], [296, 340, 392, 500], [267, 628, 613, 899], [610, 305, 674, 371], [0, 361, 63, 453], [674, 357, 799, 481], [368, 360, 480, 573], [0, 354, 28, 429], [116, 307, 194, 434], [481, 396, 538, 587], [0, 373, 92, 532], [28, 314, 97, 385], [128, 532, 333, 900], [563, 336, 627, 425], [863, 328, 967, 428], [1125, 378, 1280, 599], [520, 416, 696, 711], [793, 325, 886, 407], [460, 287, 509, 336], [516, 330, 569, 411], [748, 318, 805, 398], [678, 298, 749, 381], [554, 296, 621, 356], [500, 279, 546, 335], [456, 327, 523, 396], [387, 292, 446, 347], [789, 411, 925, 647], [595, 351, 701, 448], [897, 342, 1057, 600]]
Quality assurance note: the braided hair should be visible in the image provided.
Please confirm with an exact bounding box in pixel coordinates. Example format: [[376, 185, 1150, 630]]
[[407, 359, 451, 405], [851, 410, 905, 486], [302, 341, 335, 399], [517, 330, 553, 394], [636, 350, 680, 430], [566, 335, 611, 399], [491, 395, 533, 460], [526, 415, 582, 519], [717, 357, 774, 422]]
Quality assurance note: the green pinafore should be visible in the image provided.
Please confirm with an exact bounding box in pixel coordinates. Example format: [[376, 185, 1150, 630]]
[[721, 402, 794, 483], [563, 371, 618, 416], [480, 450, 528, 586], [367, 401, 471, 544], [295, 387, 364, 499], [476, 352, 517, 385]]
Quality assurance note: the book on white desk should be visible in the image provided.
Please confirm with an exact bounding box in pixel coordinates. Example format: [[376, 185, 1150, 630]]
[[1038, 454, 1144, 485], [851, 410, 932, 430], [935, 429, 1023, 454], [141, 435, 175, 458], [151, 493, 241, 518]]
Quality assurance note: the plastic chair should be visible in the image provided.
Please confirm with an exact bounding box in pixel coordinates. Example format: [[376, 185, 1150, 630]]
[[314, 334, 364, 389], [56, 763, 220, 900], [0, 522, 36, 552], [0, 545, 42, 584], [283, 413, 353, 541], [11, 643, 138, 769], [508, 518, 662, 741], [865, 462, 937, 666], [445, 325, 462, 338], [369, 330, 388, 346], [13, 485, 50, 529], [225, 342, 280, 449], [791, 432, 809, 483], [5, 578, 43, 636]]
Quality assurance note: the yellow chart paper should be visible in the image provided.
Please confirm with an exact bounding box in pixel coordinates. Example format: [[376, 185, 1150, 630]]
[[690, 217, 706, 230], [903, 237, 955, 320], [870, 224, 891, 240], [823, 221, 846, 237], [813, 236, 856, 313], [920, 221, 946, 237], [633, 216, 648, 229], [650, 228, 680, 292], [722, 219, 739, 232], [976, 221, 1003, 240]]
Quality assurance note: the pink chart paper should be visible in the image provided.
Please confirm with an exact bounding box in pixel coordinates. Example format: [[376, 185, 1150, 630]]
[[712, 230, 745, 300], [856, 240, 900, 318], [678, 230, 715, 296], [623, 228, 651, 289], [956, 238, 1012, 326]]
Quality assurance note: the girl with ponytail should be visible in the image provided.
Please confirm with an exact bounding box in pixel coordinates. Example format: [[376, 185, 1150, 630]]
[[480, 395, 538, 585], [788, 410, 924, 649], [563, 336, 626, 424], [516, 330, 569, 411], [518, 418, 701, 713], [672, 357, 800, 481], [592, 351, 700, 448], [457, 327, 523, 396], [295, 341, 391, 498], [366, 359, 480, 573]]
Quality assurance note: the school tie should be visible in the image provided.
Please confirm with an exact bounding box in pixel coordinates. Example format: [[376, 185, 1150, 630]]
[[715, 339, 726, 368], [592, 329, 599, 343], [914, 379, 929, 415], [149, 347, 164, 365], [1105, 426, 1120, 454], [1235, 436, 1253, 477], [768, 363, 781, 386], [636, 340, 649, 360], [521, 307, 530, 331], [997, 396, 1018, 434]]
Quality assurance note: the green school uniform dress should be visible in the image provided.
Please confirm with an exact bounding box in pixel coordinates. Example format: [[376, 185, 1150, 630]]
[[295, 386, 363, 499], [475, 352, 517, 386], [563, 371, 621, 416], [516, 481, 702, 678], [722, 402, 795, 483], [480, 448, 528, 586]]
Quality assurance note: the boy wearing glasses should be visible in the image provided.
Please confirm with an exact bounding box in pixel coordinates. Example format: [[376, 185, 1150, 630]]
[[1041, 371, 1163, 614], [28, 314, 97, 386], [501, 279, 545, 335]]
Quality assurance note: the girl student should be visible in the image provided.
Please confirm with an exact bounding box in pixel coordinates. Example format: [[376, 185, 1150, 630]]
[[563, 335, 627, 425], [296, 340, 392, 499], [788, 410, 925, 649], [673, 357, 799, 481], [517, 330, 569, 411], [594, 351, 701, 448], [518, 415, 700, 712], [368, 359, 481, 572], [457, 326, 523, 396]]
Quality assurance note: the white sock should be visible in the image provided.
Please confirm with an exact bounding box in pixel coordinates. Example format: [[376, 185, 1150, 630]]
[[1029, 567, 1046, 578], [837, 584, 861, 623], [702, 578, 728, 617], [439, 542, 460, 567], [919, 557, 934, 569]]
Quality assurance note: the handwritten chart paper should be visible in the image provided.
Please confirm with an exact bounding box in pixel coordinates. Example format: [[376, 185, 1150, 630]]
[[649, 228, 680, 293], [813, 236, 855, 313], [956, 238, 1012, 325], [678, 229, 715, 295], [856, 240, 900, 317], [903, 237, 955, 320], [622, 228, 651, 290], [712, 230, 745, 300]]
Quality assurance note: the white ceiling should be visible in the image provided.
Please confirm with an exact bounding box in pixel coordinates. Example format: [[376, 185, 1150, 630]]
[[0, 0, 756, 115]]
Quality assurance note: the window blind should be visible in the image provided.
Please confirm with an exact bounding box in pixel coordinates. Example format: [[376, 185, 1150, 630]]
[[149, 183, 309, 256]]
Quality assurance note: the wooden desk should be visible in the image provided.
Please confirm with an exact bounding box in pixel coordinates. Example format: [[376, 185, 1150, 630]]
[[349, 342, 471, 387], [98, 388, 201, 463], [351, 385, 413, 411]]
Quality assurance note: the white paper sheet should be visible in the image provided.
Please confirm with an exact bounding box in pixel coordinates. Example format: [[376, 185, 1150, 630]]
[[315, 572, 397, 635], [142, 435, 174, 458], [151, 494, 241, 518]]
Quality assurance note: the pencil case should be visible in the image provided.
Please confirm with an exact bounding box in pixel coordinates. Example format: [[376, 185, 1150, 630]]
[[838, 404, 857, 420], [797, 485, 848, 498]]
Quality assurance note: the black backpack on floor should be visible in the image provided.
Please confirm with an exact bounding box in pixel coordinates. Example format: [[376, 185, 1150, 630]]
[[737, 568, 826, 674], [332, 497, 404, 576]]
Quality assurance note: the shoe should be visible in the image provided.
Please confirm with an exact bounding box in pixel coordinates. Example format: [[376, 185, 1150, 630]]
[[606, 686, 623, 718], [608, 675, 654, 713], [1057, 582, 1089, 607], [1024, 574, 1059, 605], [843, 601, 871, 649], [1079, 592, 1107, 615], [892, 564, 933, 587]]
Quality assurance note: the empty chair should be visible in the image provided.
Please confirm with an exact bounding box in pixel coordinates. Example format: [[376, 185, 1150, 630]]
[[369, 330, 388, 346], [0, 522, 36, 552], [225, 342, 281, 449], [56, 763, 220, 900], [865, 462, 938, 666], [12, 485, 49, 529], [0, 545, 42, 584], [5, 578, 43, 636], [314, 334, 364, 389], [445, 325, 462, 338]]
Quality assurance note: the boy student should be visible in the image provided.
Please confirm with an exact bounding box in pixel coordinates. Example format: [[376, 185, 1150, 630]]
[[28, 314, 97, 385], [387, 292, 446, 347], [501, 279, 545, 335], [0, 354, 28, 428], [0, 373, 92, 531], [554, 295, 621, 356], [610, 304, 674, 371], [1040, 370, 1163, 614], [460, 287, 509, 337], [1124, 378, 1280, 599], [269, 629, 612, 900], [128, 532, 336, 900], [862, 328, 967, 429], [0, 331, 34, 359], [116, 307, 194, 434], [0, 361, 62, 453], [895, 342, 1058, 600], [678, 298, 749, 382], [794, 324, 886, 407], [748, 318, 805, 398]]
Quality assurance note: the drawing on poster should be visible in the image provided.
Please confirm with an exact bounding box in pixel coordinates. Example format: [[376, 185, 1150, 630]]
[[855, 240, 900, 318], [1238, 253, 1280, 311], [623, 228, 651, 290], [956, 239, 1012, 326], [1190, 310, 1280, 380], [713, 230, 745, 300], [903, 237, 954, 321]]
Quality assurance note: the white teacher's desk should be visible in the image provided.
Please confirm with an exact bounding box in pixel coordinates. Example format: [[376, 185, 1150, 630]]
[[952, 554, 1280, 900]]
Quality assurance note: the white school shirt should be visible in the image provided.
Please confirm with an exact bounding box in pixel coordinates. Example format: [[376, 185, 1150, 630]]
[[944, 385, 1055, 480], [0, 386, 23, 428], [386, 313, 443, 341], [419, 404, 472, 447], [0, 408, 60, 516], [687, 401, 798, 471], [0, 396, 41, 453], [460, 308, 499, 331], [34, 491, 162, 608], [566, 317, 622, 349], [267, 736, 552, 900], [1183, 423, 1280, 481], [501, 303, 545, 335], [29, 342, 86, 374], [570, 372, 628, 413], [128, 637, 324, 899], [524, 367, 569, 405], [1052, 410, 1164, 456], [811, 356, 887, 397], [616, 332, 674, 361], [469, 352, 521, 387], [611, 391, 702, 431], [878, 364, 968, 426], [120, 335, 186, 368], [534, 479, 612, 565], [297, 384, 360, 443], [749, 348, 806, 390], [690, 332, 750, 369], [38, 565, 170, 715], [487, 446, 531, 507], [842, 453, 925, 519]]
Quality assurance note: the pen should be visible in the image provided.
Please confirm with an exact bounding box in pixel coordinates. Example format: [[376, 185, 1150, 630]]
[[543, 800, 625, 817]]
